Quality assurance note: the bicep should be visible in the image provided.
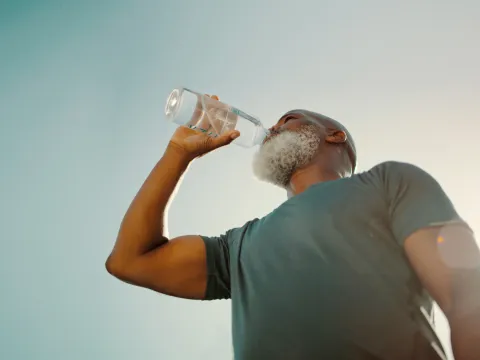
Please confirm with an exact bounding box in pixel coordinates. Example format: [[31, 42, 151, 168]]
[[380, 162, 480, 318], [404, 224, 480, 318], [126, 235, 208, 300]]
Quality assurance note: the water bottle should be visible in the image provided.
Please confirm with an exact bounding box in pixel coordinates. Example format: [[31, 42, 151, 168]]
[[165, 87, 269, 147]]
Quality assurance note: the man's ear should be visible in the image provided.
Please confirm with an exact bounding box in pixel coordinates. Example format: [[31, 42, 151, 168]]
[[325, 129, 347, 144]]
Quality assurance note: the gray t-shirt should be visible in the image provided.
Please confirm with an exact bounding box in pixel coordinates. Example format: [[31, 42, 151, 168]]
[[201, 161, 465, 360]]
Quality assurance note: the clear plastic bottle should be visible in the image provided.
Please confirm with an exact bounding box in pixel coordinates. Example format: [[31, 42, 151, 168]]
[[165, 87, 269, 147]]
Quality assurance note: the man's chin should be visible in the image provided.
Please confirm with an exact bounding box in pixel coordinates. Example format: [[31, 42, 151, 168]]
[[252, 125, 320, 189], [252, 160, 291, 189]]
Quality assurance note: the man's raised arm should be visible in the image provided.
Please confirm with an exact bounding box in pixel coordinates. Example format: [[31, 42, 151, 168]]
[[105, 121, 240, 299]]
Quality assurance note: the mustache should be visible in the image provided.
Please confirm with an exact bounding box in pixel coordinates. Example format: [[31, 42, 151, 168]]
[[263, 129, 284, 144]]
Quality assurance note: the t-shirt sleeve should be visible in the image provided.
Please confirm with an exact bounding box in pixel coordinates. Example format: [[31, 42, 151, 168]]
[[373, 161, 467, 246], [200, 230, 234, 300]]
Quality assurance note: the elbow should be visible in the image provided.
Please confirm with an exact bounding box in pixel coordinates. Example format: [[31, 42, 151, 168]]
[[105, 254, 129, 280], [105, 254, 118, 276], [105, 252, 144, 287], [106, 255, 143, 287]]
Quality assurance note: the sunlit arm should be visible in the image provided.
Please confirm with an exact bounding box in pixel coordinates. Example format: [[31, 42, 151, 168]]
[[404, 224, 480, 360], [106, 145, 190, 270]]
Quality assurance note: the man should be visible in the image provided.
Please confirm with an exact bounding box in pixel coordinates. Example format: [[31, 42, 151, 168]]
[[106, 98, 480, 360]]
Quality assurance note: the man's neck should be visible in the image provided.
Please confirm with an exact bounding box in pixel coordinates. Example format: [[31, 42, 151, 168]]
[[287, 166, 344, 197]]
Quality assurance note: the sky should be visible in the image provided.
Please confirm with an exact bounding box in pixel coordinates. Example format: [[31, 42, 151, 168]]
[[0, 0, 479, 359]]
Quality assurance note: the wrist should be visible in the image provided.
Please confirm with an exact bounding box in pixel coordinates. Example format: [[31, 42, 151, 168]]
[[165, 142, 196, 165]]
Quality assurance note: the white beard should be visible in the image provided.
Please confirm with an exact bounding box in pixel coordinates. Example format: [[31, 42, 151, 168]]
[[252, 125, 321, 188]]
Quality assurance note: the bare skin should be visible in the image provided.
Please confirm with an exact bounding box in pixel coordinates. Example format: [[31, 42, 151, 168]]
[[106, 97, 480, 359], [106, 96, 240, 299]]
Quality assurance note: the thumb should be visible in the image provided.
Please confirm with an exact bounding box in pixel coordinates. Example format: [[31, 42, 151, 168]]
[[210, 130, 240, 149]]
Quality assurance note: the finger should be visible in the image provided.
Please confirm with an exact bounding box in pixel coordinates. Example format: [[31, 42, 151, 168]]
[[210, 130, 240, 149], [211, 95, 219, 100]]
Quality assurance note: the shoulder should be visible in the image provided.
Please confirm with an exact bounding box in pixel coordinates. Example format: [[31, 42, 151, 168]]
[[229, 218, 260, 239], [203, 218, 260, 245], [366, 161, 435, 185], [356, 162, 446, 202], [369, 161, 427, 176]]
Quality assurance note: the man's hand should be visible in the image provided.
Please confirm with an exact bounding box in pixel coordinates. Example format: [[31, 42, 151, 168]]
[[168, 95, 240, 161]]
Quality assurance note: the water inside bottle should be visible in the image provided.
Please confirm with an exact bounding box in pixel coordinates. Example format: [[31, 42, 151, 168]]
[[202, 101, 269, 147], [165, 87, 269, 147]]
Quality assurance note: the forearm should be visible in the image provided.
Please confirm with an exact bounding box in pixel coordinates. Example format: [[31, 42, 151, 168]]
[[450, 309, 480, 360], [449, 267, 480, 360], [108, 143, 192, 265]]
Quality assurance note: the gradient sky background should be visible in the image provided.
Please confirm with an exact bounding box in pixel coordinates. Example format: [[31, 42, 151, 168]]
[[1, 1, 479, 359]]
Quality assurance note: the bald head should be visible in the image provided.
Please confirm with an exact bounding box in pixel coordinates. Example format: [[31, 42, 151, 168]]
[[280, 109, 357, 172]]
